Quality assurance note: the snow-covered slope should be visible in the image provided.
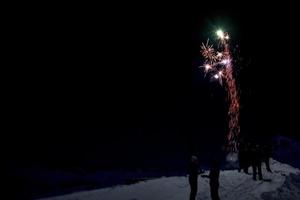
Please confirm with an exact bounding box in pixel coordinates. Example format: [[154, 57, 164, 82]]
[[38, 159, 300, 200]]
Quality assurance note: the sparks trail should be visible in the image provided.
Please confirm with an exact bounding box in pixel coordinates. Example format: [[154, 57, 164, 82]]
[[200, 30, 240, 152]]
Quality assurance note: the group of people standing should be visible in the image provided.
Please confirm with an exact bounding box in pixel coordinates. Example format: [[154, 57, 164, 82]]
[[188, 156, 220, 200], [188, 143, 273, 200], [238, 142, 272, 180]]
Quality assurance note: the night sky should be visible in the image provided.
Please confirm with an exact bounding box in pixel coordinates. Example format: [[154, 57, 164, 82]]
[[5, 4, 300, 169]]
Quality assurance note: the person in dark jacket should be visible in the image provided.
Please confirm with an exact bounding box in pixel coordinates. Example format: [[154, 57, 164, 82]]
[[188, 156, 199, 200], [250, 144, 263, 180], [240, 142, 251, 174], [209, 159, 220, 200]]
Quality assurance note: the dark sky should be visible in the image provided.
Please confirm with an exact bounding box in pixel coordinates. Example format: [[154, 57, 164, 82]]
[[5, 4, 300, 167]]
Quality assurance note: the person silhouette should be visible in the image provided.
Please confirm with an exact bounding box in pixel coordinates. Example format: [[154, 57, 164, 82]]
[[209, 159, 220, 200], [250, 144, 263, 180], [188, 155, 199, 200]]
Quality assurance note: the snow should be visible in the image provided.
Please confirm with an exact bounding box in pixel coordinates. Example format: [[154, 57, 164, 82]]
[[38, 159, 300, 200]]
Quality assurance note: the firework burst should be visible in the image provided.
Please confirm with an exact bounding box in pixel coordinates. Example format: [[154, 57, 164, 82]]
[[200, 29, 240, 152], [201, 39, 218, 63]]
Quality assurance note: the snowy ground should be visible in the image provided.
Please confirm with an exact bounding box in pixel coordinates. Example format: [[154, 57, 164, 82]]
[[38, 159, 300, 200]]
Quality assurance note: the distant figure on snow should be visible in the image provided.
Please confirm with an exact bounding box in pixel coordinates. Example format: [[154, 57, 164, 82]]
[[239, 142, 250, 174], [250, 144, 263, 180], [200, 158, 221, 199], [209, 159, 220, 200], [188, 155, 199, 200]]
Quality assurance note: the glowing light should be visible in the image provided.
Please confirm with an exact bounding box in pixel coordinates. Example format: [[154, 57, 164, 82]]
[[214, 74, 219, 79], [225, 35, 230, 40], [205, 64, 211, 70], [216, 30, 224, 39], [217, 52, 223, 58], [221, 59, 230, 65]]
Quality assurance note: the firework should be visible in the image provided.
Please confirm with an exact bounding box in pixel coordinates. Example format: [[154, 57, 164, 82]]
[[201, 39, 218, 63], [216, 30, 225, 39], [200, 29, 240, 152]]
